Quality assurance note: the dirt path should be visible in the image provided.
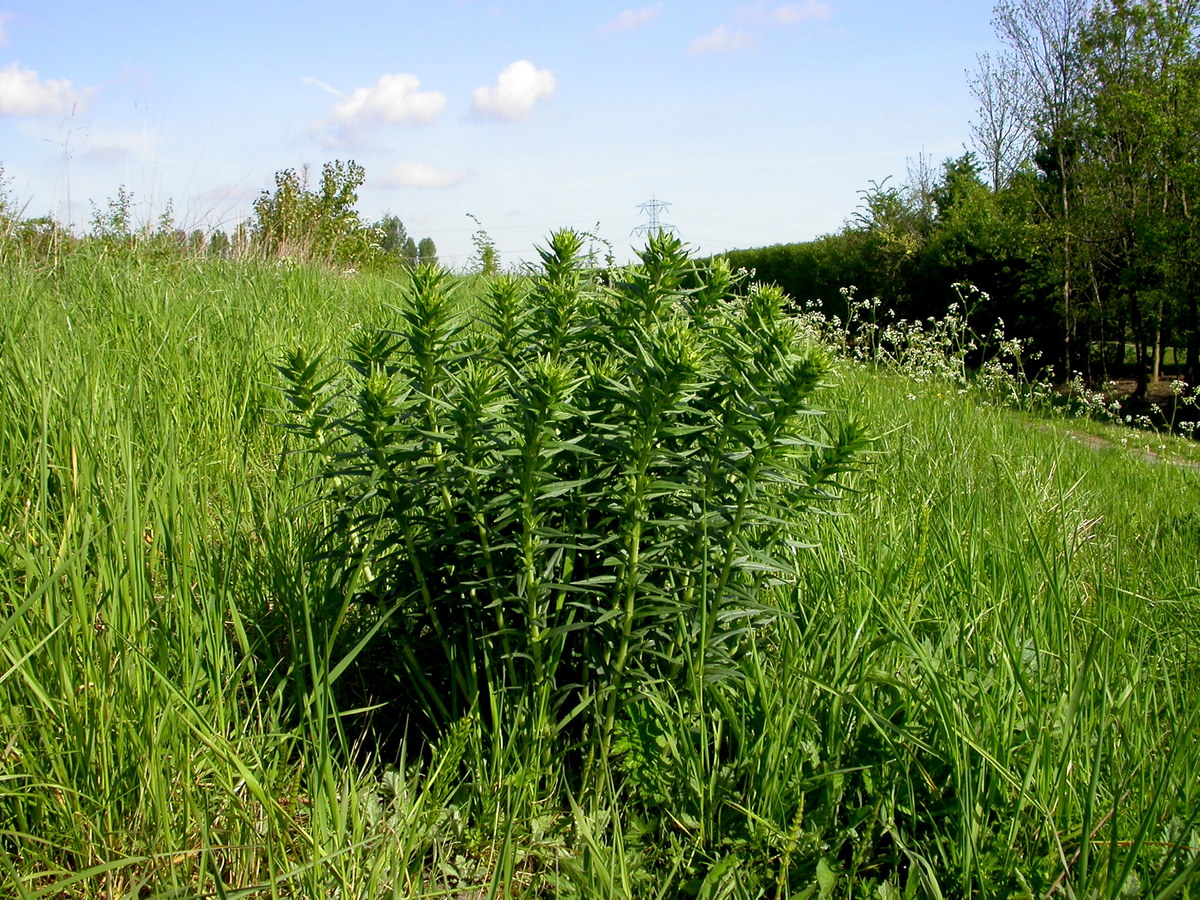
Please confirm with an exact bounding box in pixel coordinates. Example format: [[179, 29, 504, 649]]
[[1041, 423, 1200, 471]]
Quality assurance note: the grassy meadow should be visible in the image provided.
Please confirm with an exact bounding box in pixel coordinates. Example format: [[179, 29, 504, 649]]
[[1, 240, 1199, 898]]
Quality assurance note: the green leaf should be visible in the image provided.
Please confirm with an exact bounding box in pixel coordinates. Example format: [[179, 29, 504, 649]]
[[816, 856, 838, 899]]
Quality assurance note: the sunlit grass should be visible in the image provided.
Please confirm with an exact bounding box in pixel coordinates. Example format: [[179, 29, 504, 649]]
[[1, 247, 1198, 897]]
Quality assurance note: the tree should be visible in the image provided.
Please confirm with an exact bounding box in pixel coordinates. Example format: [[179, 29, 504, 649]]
[[1074, 0, 1200, 384], [905, 152, 940, 229], [913, 154, 1038, 333], [252, 166, 307, 257], [13, 215, 69, 260], [402, 236, 419, 265], [90, 185, 135, 242], [373, 214, 421, 268], [376, 214, 409, 254], [966, 0, 1200, 383], [467, 213, 500, 275], [251, 160, 374, 266], [969, 51, 1034, 190], [851, 177, 928, 306], [208, 230, 230, 258], [418, 237, 438, 266], [993, 0, 1093, 372]]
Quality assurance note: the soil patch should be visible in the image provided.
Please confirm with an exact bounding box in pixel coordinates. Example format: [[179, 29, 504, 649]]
[[1057, 375, 1200, 437], [1039, 422, 1200, 471]]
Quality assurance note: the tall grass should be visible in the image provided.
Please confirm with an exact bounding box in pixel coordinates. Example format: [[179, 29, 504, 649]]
[[1, 245, 1197, 897], [0, 253, 408, 894]]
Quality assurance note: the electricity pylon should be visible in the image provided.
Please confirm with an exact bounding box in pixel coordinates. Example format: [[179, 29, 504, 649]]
[[632, 196, 677, 237]]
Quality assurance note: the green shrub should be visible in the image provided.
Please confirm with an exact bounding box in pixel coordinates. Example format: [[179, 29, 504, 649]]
[[252, 160, 379, 267], [277, 230, 868, 784]]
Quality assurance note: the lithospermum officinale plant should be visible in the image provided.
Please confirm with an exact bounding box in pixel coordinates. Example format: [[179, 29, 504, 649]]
[[278, 229, 869, 789]]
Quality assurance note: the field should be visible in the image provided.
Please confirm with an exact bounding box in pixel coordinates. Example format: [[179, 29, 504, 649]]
[[2, 241, 1199, 898]]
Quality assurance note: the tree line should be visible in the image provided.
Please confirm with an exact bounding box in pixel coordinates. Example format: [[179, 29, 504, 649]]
[[726, 0, 1200, 391], [0, 159, 439, 272]]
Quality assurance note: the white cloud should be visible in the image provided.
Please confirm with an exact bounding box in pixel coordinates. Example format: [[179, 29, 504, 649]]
[[687, 25, 754, 55], [380, 161, 471, 189], [196, 184, 260, 205], [769, 1, 831, 25], [317, 72, 445, 147], [687, 3, 826, 59], [81, 126, 161, 163], [0, 62, 90, 117], [737, 1, 832, 26], [598, 4, 663, 34], [331, 73, 445, 127], [85, 144, 135, 163], [471, 60, 556, 122], [302, 76, 345, 98]]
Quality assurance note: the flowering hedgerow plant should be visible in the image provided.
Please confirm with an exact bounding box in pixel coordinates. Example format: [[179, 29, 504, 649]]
[[788, 282, 1054, 413], [789, 279, 1200, 439]]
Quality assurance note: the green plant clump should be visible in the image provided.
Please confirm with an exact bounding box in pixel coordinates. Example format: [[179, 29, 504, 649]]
[[278, 229, 868, 785]]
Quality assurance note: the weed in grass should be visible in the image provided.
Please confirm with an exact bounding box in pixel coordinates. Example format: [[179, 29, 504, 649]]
[[277, 230, 869, 799]]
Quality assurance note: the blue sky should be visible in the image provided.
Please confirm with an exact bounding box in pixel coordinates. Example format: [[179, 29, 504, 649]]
[[0, 1, 1002, 267]]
